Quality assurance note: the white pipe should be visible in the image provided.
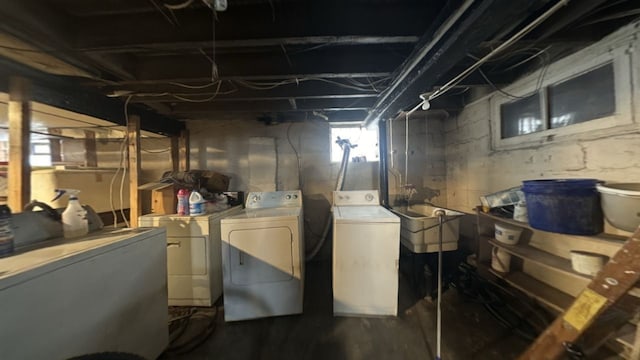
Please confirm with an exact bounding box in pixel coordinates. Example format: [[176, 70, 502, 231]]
[[364, 0, 476, 127], [404, 113, 409, 189], [435, 209, 446, 360], [429, 0, 571, 101]]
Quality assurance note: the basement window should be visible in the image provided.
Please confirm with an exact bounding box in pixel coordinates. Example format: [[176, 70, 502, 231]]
[[500, 63, 615, 140], [491, 40, 634, 151], [31, 141, 52, 166], [330, 125, 379, 163]]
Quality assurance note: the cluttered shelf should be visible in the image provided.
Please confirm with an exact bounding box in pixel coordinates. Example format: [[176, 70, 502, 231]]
[[486, 237, 591, 281], [478, 262, 573, 313]]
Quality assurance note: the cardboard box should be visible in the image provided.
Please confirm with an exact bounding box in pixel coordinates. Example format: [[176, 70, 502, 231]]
[[139, 182, 176, 215]]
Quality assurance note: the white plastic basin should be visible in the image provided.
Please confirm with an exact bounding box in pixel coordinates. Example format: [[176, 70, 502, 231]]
[[597, 183, 640, 232]]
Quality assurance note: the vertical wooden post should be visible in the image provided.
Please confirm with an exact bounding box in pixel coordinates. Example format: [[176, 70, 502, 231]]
[[171, 136, 179, 172], [48, 128, 62, 164], [178, 129, 189, 172], [8, 77, 31, 212], [84, 130, 97, 167], [128, 115, 141, 228]]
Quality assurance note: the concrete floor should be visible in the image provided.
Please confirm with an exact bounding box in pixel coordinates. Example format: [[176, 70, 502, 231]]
[[165, 261, 528, 360]]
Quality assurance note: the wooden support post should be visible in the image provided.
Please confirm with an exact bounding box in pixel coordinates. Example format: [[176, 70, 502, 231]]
[[178, 129, 189, 172], [127, 115, 141, 228], [84, 130, 97, 167], [48, 128, 62, 164], [8, 77, 31, 212], [171, 136, 179, 172]]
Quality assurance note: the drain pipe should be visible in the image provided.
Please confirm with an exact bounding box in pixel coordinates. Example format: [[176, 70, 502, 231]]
[[306, 138, 355, 261], [434, 208, 446, 360]]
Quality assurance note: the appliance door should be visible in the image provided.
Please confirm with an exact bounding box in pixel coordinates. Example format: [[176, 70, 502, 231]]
[[333, 221, 400, 316], [228, 226, 294, 285]]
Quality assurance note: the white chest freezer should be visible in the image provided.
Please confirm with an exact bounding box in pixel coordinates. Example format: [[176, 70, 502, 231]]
[[0, 228, 169, 360]]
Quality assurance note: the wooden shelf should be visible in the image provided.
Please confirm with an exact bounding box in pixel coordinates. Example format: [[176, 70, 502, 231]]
[[477, 208, 627, 243], [487, 238, 591, 281], [616, 323, 637, 349], [479, 262, 574, 313]]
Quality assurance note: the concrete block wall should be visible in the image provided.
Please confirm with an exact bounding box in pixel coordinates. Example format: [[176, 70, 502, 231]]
[[387, 112, 447, 207], [188, 118, 379, 259], [444, 22, 640, 215]]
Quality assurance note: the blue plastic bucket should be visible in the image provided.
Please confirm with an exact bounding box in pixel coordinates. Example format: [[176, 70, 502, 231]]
[[522, 179, 603, 235]]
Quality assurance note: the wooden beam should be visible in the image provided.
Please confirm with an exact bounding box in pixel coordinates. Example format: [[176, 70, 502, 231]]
[[171, 136, 179, 172], [48, 128, 62, 163], [84, 130, 97, 167], [170, 98, 376, 115], [8, 77, 31, 212], [127, 115, 141, 227], [178, 130, 189, 172]]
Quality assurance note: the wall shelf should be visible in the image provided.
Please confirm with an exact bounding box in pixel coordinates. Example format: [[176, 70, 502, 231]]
[[487, 238, 591, 281]]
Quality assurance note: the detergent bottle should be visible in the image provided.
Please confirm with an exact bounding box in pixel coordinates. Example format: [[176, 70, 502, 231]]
[[53, 189, 89, 239], [189, 190, 205, 216]]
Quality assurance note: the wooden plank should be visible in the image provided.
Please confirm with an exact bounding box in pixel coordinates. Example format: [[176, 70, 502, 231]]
[[488, 238, 591, 281], [83, 130, 97, 167], [127, 115, 141, 228], [48, 128, 62, 163], [170, 136, 179, 172], [8, 77, 31, 212], [488, 267, 574, 313], [178, 130, 189, 172], [520, 228, 640, 359]]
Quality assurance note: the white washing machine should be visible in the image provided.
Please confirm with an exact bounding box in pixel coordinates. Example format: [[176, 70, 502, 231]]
[[220, 190, 304, 321], [139, 205, 243, 306], [332, 190, 400, 317]]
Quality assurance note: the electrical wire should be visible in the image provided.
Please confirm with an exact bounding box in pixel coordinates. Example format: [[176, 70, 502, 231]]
[[164, 0, 194, 10], [286, 122, 302, 190]]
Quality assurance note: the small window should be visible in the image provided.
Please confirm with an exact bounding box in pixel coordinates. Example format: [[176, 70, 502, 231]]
[[549, 63, 615, 129], [500, 93, 543, 138], [499, 62, 616, 139], [31, 141, 52, 166], [330, 126, 378, 163]]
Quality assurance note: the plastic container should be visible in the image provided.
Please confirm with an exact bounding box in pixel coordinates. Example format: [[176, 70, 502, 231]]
[[54, 189, 89, 239], [512, 200, 528, 222], [0, 205, 14, 258], [189, 191, 205, 216], [596, 183, 640, 232], [177, 189, 190, 215], [491, 247, 511, 273], [494, 223, 523, 245], [522, 179, 603, 235], [570, 250, 608, 276]]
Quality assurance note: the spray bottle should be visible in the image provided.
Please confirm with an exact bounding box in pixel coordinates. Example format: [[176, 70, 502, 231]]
[[52, 189, 89, 239]]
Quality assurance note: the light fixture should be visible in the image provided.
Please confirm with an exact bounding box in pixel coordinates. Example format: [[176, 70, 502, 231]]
[[419, 92, 432, 110]]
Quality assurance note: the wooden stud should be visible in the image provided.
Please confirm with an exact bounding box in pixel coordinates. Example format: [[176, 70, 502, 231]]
[[127, 115, 141, 228], [8, 77, 31, 212], [171, 136, 179, 172], [84, 130, 97, 167], [48, 128, 63, 164], [178, 129, 189, 172]]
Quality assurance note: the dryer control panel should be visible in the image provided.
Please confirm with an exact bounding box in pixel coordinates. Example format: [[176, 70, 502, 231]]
[[246, 190, 302, 209], [333, 190, 379, 206]]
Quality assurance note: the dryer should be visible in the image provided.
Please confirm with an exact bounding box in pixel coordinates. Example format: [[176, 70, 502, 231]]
[[332, 190, 400, 317], [220, 190, 304, 321]]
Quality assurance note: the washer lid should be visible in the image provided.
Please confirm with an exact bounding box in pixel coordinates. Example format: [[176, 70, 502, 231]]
[[333, 205, 399, 223]]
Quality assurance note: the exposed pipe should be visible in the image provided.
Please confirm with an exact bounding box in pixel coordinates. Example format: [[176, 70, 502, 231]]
[[378, 120, 390, 208], [435, 209, 446, 360], [428, 0, 572, 102], [404, 112, 409, 191], [306, 138, 355, 261], [364, 0, 476, 127]]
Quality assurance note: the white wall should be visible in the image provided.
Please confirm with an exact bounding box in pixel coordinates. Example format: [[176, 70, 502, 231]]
[[188, 118, 379, 258], [445, 22, 640, 215]]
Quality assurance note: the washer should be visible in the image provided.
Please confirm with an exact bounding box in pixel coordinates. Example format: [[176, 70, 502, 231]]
[[220, 190, 304, 321], [139, 205, 243, 306], [332, 190, 400, 317]]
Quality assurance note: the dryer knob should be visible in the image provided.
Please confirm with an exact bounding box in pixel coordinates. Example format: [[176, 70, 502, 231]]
[[286, 195, 292, 200], [365, 193, 374, 201]]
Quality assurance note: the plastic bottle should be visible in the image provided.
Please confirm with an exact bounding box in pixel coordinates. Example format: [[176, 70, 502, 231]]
[[0, 205, 14, 258], [53, 189, 89, 239], [189, 190, 205, 216], [177, 189, 190, 215]]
